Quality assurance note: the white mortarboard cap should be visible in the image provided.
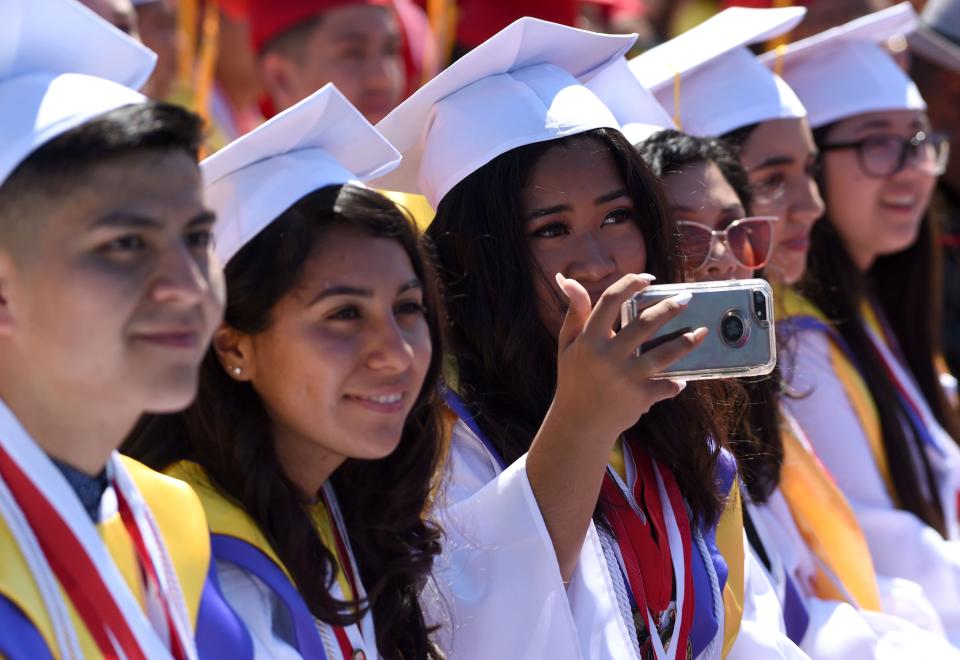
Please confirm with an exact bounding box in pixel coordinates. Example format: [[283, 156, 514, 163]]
[[585, 58, 675, 145], [0, 0, 157, 185], [760, 2, 925, 129], [202, 83, 401, 264], [629, 7, 807, 137], [372, 18, 636, 208]]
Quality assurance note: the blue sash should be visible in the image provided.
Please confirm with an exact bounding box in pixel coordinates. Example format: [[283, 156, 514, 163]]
[[211, 534, 329, 659]]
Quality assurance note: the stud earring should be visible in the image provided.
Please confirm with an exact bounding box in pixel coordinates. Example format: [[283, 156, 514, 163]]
[[231, 366, 242, 376]]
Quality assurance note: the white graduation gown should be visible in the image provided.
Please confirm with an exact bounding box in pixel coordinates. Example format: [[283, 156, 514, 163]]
[[748, 488, 960, 658], [427, 417, 807, 659], [782, 328, 960, 646]]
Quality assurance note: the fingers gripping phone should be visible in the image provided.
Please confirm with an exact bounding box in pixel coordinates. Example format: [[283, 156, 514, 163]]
[[620, 279, 777, 381]]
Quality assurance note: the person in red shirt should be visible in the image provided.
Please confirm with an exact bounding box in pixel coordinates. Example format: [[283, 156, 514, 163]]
[[250, 0, 405, 122], [453, 0, 577, 57]]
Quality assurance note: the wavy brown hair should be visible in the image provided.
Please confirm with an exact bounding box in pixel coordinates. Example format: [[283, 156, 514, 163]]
[[640, 129, 783, 504], [796, 122, 960, 537], [427, 128, 735, 526], [124, 184, 445, 658]]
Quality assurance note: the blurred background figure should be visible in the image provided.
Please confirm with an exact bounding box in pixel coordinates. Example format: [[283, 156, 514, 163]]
[[76, 0, 139, 35], [250, 0, 406, 122], [722, 1, 895, 41], [209, 0, 263, 142], [908, 0, 960, 378], [133, 0, 179, 99]]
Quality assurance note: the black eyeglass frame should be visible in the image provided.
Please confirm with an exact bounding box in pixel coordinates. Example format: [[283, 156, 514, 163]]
[[820, 130, 949, 179]]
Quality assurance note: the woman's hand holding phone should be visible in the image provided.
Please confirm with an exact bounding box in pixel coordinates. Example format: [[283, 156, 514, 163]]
[[525, 273, 707, 582]]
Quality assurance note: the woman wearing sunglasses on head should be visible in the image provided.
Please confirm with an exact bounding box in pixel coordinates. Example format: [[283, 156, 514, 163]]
[[640, 128, 960, 659], [375, 18, 809, 660], [768, 3, 960, 646], [125, 86, 445, 659]]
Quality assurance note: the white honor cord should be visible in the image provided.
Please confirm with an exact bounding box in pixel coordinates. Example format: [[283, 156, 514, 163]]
[[694, 528, 723, 660], [647, 464, 687, 660], [322, 483, 375, 654], [864, 324, 960, 539], [0, 473, 82, 659], [0, 400, 182, 659], [112, 458, 198, 660]]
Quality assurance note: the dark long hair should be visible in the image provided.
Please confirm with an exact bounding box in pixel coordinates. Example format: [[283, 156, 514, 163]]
[[427, 128, 732, 525], [796, 122, 960, 537], [640, 129, 783, 504], [124, 184, 445, 659]]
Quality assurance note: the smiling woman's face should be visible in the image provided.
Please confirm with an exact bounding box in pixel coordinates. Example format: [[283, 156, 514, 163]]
[[234, 226, 432, 472], [522, 137, 647, 338], [819, 109, 938, 271], [737, 117, 825, 284]]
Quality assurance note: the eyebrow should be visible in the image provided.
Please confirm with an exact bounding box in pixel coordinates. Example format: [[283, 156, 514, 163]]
[[187, 211, 216, 227], [854, 119, 891, 132], [93, 210, 216, 230], [671, 203, 743, 216], [526, 188, 630, 221], [93, 212, 164, 230], [308, 278, 421, 306], [748, 155, 795, 171]]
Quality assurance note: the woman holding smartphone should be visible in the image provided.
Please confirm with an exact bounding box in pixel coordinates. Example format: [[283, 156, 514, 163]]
[[125, 85, 445, 659], [641, 128, 960, 658], [375, 18, 805, 660], [770, 3, 960, 645]]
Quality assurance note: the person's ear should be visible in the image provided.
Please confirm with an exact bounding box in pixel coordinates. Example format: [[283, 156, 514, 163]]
[[212, 323, 255, 381], [0, 252, 21, 338], [259, 52, 299, 112]]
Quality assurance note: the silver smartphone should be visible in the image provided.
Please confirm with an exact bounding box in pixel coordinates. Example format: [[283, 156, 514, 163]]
[[619, 278, 776, 381]]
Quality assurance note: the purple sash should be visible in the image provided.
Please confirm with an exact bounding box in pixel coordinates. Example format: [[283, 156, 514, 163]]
[[443, 384, 728, 656], [0, 595, 53, 660], [0, 565, 253, 660], [688, 448, 736, 655], [212, 534, 329, 659], [195, 562, 255, 658]]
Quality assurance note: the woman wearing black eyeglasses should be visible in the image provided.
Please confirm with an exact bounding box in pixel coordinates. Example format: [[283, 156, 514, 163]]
[[772, 4, 960, 646], [641, 127, 960, 658]]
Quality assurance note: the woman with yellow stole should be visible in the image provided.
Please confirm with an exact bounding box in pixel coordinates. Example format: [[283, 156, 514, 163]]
[[631, 3, 957, 652], [766, 2, 960, 647], [640, 127, 960, 658], [124, 84, 444, 658], [373, 17, 806, 660]]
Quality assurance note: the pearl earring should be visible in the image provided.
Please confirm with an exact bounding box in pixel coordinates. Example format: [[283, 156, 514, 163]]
[[232, 366, 242, 376]]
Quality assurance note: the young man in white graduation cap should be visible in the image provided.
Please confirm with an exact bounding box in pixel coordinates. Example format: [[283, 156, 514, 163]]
[[373, 16, 810, 660], [0, 0, 253, 657], [760, 1, 960, 648]]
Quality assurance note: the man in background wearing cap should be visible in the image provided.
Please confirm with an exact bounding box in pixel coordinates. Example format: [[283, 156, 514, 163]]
[[250, 0, 405, 123], [0, 0, 252, 656], [909, 0, 960, 378]]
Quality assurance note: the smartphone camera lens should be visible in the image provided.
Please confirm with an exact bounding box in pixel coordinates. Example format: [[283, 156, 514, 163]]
[[721, 311, 748, 346], [753, 290, 767, 322]]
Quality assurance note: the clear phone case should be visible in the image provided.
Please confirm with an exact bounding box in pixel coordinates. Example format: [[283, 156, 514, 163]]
[[619, 278, 777, 381]]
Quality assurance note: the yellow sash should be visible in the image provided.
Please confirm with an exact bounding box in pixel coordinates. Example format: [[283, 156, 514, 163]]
[[780, 289, 896, 500], [0, 456, 210, 657], [610, 443, 744, 657], [165, 461, 354, 601], [778, 413, 883, 611]]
